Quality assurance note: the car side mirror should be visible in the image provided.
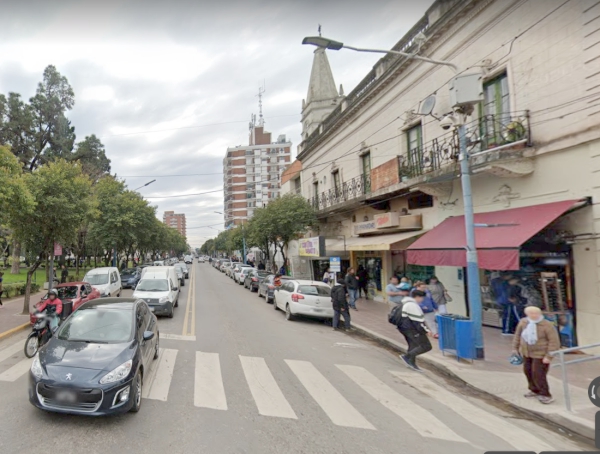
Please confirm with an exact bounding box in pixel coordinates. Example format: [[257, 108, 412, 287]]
[[143, 331, 155, 341], [173, 286, 179, 291]]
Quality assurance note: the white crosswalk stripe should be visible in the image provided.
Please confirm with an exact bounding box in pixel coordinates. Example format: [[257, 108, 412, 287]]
[[143, 348, 178, 401], [286, 359, 375, 430], [0, 358, 33, 382], [390, 370, 555, 451], [339, 365, 466, 443], [240, 355, 297, 419], [194, 351, 227, 410], [0, 339, 23, 364]]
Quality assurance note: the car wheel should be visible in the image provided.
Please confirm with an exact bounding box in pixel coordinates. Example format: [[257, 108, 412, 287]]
[[154, 334, 159, 360], [285, 304, 294, 321], [273, 297, 278, 310], [129, 371, 143, 413], [258, 288, 262, 298], [174, 298, 179, 308], [117, 291, 121, 297], [168, 306, 174, 318], [24, 333, 40, 358], [181, 280, 185, 287]]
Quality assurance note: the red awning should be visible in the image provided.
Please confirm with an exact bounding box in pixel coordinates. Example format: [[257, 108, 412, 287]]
[[406, 200, 581, 270]]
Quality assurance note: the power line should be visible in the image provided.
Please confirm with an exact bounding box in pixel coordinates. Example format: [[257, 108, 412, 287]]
[[145, 188, 223, 199]]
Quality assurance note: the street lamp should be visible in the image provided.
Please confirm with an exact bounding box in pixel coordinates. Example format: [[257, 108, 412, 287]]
[[133, 179, 156, 192], [303, 35, 484, 359]]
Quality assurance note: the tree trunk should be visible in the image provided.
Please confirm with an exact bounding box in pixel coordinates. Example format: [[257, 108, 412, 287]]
[[22, 260, 41, 315], [10, 240, 20, 274], [75, 253, 80, 279]]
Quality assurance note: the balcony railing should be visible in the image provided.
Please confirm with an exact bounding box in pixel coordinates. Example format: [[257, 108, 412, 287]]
[[308, 174, 371, 211], [400, 111, 530, 178]]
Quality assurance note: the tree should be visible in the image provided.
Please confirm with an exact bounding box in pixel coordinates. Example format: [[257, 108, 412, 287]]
[[0, 93, 35, 169], [9, 159, 92, 313], [71, 134, 111, 182]]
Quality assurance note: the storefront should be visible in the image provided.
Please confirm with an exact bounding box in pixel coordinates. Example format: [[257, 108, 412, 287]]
[[407, 199, 588, 346]]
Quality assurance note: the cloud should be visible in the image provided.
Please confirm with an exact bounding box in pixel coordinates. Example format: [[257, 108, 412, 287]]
[[0, 0, 433, 246]]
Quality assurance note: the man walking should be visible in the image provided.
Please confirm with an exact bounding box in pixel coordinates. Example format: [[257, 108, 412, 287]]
[[344, 268, 359, 310], [331, 277, 351, 331], [357, 265, 369, 299], [60, 265, 69, 284], [386, 276, 404, 305], [397, 289, 433, 372]]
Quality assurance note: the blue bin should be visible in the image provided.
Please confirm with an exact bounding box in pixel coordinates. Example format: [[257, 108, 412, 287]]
[[437, 314, 475, 361]]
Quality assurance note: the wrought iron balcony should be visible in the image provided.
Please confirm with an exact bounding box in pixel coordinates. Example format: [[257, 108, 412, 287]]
[[400, 111, 530, 179], [308, 174, 371, 211]]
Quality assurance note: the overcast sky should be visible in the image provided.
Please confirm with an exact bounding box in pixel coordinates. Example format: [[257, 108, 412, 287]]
[[0, 0, 433, 247]]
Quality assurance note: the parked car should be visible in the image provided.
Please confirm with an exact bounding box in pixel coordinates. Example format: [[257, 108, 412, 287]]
[[174, 267, 185, 287], [120, 268, 142, 289], [184, 255, 193, 264], [199, 257, 205, 263], [257, 274, 292, 303], [244, 270, 269, 292], [273, 280, 333, 321], [29, 297, 159, 415], [174, 262, 189, 279], [235, 265, 254, 284], [219, 261, 231, 273], [30, 282, 101, 325], [226, 262, 241, 278], [134, 268, 180, 318], [83, 267, 121, 298], [153, 260, 165, 266]]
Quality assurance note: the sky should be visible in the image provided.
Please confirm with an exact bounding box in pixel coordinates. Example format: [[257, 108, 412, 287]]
[[0, 0, 433, 248]]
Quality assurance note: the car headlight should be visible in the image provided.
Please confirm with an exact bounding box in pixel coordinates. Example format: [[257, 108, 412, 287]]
[[99, 360, 133, 384], [159, 296, 171, 304], [31, 357, 43, 379]]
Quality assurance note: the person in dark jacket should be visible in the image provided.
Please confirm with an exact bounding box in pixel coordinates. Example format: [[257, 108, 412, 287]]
[[344, 268, 359, 310], [357, 265, 369, 299], [397, 290, 433, 372], [60, 265, 69, 284], [331, 279, 351, 331]]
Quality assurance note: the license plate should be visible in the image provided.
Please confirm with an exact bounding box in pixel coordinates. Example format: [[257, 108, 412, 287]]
[[149, 307, 155, 312], [313, 309, 323, 313], [56, 390, 76, 403]]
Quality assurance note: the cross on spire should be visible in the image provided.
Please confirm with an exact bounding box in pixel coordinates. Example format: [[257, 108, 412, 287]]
[[318, 24, 321, 37]]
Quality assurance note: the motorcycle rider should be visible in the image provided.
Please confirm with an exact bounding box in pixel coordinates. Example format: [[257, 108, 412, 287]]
[[37, 288, 63, 332]]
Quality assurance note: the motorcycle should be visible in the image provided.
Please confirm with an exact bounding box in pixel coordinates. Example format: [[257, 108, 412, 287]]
[[24, 306, 57, 358]]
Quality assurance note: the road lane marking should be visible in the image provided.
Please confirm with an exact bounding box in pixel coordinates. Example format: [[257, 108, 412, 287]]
[[390, 370, 555, 451], [194, 351, 227, 410], [182, 264, 195, 337], [0, 358, 32, 381], [161, 333, 196, 341], [143, 348, 178, 401], [285, 359, 375, 430], [240, 356, 297, 419], [339, 365, 466, 443], [0, 339, 24, 364], [190, 263, 196, 337]]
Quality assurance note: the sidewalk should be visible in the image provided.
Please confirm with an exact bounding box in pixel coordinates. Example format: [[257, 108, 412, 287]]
[[0, 290, 46, 340], [350, 297, 596, 440]]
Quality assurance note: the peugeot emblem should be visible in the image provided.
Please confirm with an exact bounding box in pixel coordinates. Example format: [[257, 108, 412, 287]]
[[65, 373, 73, 381]]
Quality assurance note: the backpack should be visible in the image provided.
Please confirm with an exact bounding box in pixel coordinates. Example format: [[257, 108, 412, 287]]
[[388, 304, 404, 326]]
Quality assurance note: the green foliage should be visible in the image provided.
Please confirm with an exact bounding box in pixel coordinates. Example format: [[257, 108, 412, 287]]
[[1, 282, 41, 298], [0, 145, 33, 225], [70, 134, 111, 182]]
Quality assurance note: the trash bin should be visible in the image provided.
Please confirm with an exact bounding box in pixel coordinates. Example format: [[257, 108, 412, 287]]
[[437, 314, 475, 361]]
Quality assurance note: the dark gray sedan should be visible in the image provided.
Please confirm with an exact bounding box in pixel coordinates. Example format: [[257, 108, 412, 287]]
[[29, 298, 159, 416], [257, 274, 292, 303], [244, 269, 270, 292]]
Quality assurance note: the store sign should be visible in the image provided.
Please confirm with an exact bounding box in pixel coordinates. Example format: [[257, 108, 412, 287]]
[[375, 211, 399, 229], [299, 236, 325, 257], [354, 220, 377, 235], [330, 257, 341, 272]]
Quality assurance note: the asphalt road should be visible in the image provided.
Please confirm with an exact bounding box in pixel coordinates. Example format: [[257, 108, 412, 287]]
[[0, 263, 589, 454]]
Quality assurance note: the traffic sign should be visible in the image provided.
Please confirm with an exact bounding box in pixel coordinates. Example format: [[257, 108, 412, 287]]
[[330, 257, 341, 272]]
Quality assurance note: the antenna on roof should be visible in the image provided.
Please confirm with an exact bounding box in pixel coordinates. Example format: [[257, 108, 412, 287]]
[[257, 82, 266, 127], [318, 24, 322, 37]]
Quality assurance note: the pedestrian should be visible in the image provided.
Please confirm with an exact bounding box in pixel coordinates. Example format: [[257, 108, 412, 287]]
[[386, 276, 404, 305], [512, 306, 560, 404], [491, 272, 518, 335], [508, 276, 527, 319], [357, 265, 369, 299], [0, 271, 4, 306], [397, 289, 433, 372], [60, 265, 68, 284], [322, 267, 334, 286], [428, 276, 450, 315], [258, 262, 266, 271], [344, 267, 359, 310], [331, 277, 351, 331], [413, 281, 438, 338]]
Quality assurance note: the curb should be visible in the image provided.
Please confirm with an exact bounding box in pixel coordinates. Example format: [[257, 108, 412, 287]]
[[351, 322, 594, 443], [0, 322, 30, 342]]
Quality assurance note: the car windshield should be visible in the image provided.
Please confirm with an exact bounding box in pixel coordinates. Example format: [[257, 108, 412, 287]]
[[84, 274, 109, 285], [298, 285, 331, 296], [121, 269, 137, 276], [257, 272, 269, 278], [136, 279, 169, 292], [57, 308, 133, 343], [47, 286, 78, 300]]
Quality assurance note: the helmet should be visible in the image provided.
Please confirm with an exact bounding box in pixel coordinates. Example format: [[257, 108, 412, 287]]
[[48, 289, 59, 297]]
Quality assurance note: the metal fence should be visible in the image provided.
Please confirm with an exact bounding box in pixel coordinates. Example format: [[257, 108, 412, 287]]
[[308, 173, 370, 210]]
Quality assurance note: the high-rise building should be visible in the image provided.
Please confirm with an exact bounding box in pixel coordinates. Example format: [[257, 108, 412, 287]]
[[163, 211, 186, 238], [223, 105, 292, 227]]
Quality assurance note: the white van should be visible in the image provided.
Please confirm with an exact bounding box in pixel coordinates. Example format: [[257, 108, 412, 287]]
[[83, 267, 121, 297], [135, 267, 180, 318]]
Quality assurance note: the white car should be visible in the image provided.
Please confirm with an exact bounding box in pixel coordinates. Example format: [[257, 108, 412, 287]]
[[273, 280, 333, 321], [83, 267, 121, 298], [234, 265, 253, 284], [199, 257, 205, 263], [226, 262, 242, 278]]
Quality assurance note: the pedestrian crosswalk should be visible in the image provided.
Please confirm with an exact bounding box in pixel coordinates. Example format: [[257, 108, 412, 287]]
[[0, 337, 563, 450]]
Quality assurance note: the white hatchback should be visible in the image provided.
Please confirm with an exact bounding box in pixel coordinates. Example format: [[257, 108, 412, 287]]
[[273, 280, 333, 321], [235, 265, 253, 284]]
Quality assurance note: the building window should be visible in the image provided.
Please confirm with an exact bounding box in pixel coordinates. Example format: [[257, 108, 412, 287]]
[[481, 73, 510, 148], [361, 152, 371, 193], [406, 124, 423, 174], [245, 150, 253, 155], [332, 170, 341, 195], [293, 177, 301, 194], [407, 192, 433, 210]]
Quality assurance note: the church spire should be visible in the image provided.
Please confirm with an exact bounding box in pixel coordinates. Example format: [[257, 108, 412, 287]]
[[306, 47, 339, 105]]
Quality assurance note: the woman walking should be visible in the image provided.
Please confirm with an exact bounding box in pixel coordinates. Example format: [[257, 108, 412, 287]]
[[428, 276, 450, 315], [512, 306, 560, 404]]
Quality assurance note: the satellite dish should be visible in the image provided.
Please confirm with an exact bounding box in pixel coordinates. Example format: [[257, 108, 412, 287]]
[[419, 95, 436, 116]]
